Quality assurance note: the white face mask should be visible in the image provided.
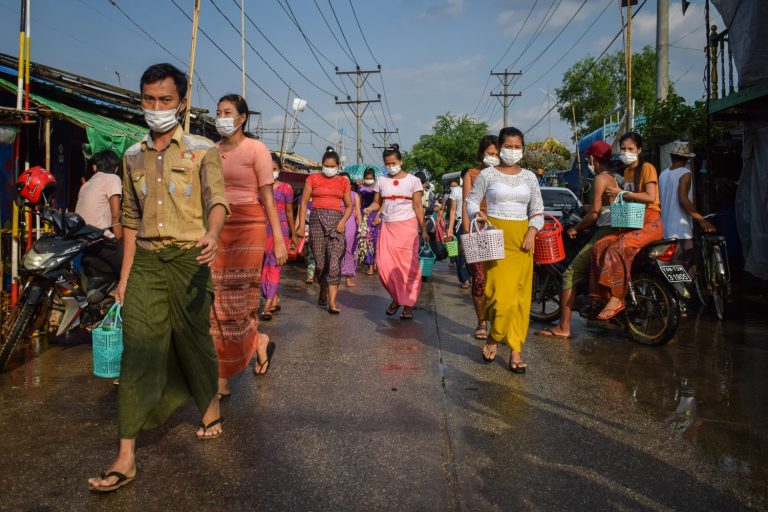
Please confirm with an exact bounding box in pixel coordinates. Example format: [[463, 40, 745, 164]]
[[273, 171, 280, 180], [321, 166, 338, 177], [499, 148, 524, 166], [619, 151, 638, 165], [143, 106, 181, 134], [483, 155, 500, 167], [386, 165, 402, 176], [215, 116, 243, 137], [364, 178, 375, 186]]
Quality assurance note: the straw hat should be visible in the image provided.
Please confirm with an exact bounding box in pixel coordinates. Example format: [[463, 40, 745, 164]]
[[669, 140, 695, 158]]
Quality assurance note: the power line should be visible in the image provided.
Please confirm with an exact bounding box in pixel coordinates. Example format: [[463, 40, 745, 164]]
[[491, 0, 540, 70], [228, 0, 337, 98], [311, 0, 356, 64], [518, 0, 612, 93], [348, 0, 377, 63], [167, 0, 345, 149], [107, 0, 216, 104], [518, 0, 589, 74], [524, 0, 649, 133], [326, 0, 359, 64], [506, 0, 562, 70]]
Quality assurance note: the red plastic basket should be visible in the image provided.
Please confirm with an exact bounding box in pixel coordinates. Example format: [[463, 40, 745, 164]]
[[534, 214, 566, 264], [287, 238, 306, 261]]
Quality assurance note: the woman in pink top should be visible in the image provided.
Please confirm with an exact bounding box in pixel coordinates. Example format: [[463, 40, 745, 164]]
[[363, 144, 430, 319], [210, 95, 287, 403], [295, 147, 353, 314]]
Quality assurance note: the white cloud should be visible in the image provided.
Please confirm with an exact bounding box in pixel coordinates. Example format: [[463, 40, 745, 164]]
[[417, 0, 464, 21]]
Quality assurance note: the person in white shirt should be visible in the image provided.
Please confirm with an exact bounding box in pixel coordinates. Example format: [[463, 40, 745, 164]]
[[466, 127, 544, 374], [363, 144, 430, 320], [659, 140, 715, 261], [447, 168, 471, 288]]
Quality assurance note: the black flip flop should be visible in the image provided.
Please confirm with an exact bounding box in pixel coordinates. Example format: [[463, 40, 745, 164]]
[[254, 342, 276, 376], [386, 302, 400, 316], [260, 311, 273, 321], [400, 310, 414, 320], [89, 471, 135, 494], [197, 417, 225, 441]]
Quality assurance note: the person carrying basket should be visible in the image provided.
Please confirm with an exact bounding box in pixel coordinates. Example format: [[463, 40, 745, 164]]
[[466, 127, 544, 374], [535, 141, 619, 339], [589, 132, 664, 321]]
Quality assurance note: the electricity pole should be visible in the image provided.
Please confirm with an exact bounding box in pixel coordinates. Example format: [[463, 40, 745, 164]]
[[490, 69, 521, 128], [656, 0, 670, 100], [371, 128, 398, 148], [335, 65, 381, 164]]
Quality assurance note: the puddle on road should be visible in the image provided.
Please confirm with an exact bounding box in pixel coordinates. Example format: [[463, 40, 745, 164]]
[[573, 306, 768, 497]]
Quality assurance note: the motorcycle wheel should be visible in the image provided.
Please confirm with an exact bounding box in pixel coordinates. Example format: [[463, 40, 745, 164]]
[[530, 268, 561, 322], [624, 274, 680, 346], [0, 302, 40, 372]]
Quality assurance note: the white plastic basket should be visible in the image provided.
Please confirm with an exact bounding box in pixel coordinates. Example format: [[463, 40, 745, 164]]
[[461, 218, 505, 264], [611, 191, 645, 229]]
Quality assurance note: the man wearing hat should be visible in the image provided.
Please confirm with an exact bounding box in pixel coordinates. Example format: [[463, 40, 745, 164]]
[[659, 141, 715, 256], [536, 141, 619, 339]]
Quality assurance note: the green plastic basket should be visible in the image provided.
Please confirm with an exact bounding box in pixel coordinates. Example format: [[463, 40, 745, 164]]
[[611, 191, 645, 229], [444, 238, 459, 257], [92, 302, 123, 379], [419, 243, 437, 277]]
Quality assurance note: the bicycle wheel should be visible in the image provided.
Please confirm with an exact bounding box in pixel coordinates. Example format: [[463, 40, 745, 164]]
[[710, 248, 727, 321]]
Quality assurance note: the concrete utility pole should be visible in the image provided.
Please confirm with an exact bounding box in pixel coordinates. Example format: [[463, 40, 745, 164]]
[[335, 65, 381, 164], [656, 0, 670, 101], [371, 128, 398, 148], [490, 69, 521, 128]]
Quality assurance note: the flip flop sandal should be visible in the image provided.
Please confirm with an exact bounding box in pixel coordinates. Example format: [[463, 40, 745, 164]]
[[386, 302, 400, 316], [196, 417, 225, 441], [597, 304, 625, 321], [481, 343, 498, 363], [400, 311, 414, 320], [260, 311, 273, 321], [474, 324, 488, 340], [509, 359, 527, 374], [328, 306, 341, 315], [254, 342, 276, 376], [271, 304, 282, 313], [89, 471, 135, 494], [534, 328, 570, 339]]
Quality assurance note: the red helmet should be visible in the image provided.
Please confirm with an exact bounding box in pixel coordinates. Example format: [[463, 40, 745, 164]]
[[16, 166, 57, 205]]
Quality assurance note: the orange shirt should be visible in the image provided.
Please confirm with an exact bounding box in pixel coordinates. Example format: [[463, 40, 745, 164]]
[[624, 162, 661, 212], [307, 173, 350, 212], [216, 137, 274, 206]]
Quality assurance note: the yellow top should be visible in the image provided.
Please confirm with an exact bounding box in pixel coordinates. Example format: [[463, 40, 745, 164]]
[[121, 125, 230, 250]]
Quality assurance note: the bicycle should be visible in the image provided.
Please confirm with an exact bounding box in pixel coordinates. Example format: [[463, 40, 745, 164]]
[[692, 214, 730, 320]]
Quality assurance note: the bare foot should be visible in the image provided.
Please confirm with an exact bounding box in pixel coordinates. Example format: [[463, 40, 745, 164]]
[[345, 277, 356, 287]]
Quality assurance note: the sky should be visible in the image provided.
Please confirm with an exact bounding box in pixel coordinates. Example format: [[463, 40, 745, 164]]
[[0, 0, 722, 165]]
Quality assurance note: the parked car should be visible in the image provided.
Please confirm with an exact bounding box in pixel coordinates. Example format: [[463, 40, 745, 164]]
[[540, 186, 582, 220]]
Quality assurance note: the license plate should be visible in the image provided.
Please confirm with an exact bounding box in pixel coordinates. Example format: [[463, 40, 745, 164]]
[[659, 264, 692, 283]]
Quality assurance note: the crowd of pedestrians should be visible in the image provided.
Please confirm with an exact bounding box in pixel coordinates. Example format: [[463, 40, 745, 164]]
[[83, 62, 708, 493]]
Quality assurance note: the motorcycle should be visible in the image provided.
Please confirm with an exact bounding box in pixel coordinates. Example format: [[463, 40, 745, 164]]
[[530, 208, 687, 346], [0, 207, 119, 372]]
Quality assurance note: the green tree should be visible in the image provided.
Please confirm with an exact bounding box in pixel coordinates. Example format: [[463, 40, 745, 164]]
[[403, 114, 489, 179], [556, 45, 661, 134]]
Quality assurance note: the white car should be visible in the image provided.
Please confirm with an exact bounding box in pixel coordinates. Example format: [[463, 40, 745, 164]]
[[540, 187, 582, 220]]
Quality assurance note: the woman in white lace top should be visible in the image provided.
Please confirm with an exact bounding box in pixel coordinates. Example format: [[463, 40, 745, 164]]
[[465, 127, 544, 374]]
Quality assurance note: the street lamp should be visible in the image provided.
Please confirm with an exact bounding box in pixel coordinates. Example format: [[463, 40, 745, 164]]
[[279, 96, 307, 164]]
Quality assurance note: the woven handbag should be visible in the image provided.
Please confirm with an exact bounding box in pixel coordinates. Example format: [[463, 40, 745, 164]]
[[461, 218, 505, 264], [611, 191, 645, 229]]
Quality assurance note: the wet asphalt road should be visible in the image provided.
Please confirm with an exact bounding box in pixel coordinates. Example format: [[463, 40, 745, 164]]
[[0, 259, 766, 511]]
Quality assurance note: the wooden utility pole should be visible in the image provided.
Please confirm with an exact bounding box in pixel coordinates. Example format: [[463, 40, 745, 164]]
[[490, 69, 521, 128], [184, 0, 201, 132], [335, 65, 381, 164], [371, 128, 398, 148]]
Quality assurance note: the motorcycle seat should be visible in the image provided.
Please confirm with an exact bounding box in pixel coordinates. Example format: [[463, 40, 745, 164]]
[[643, 238, 678, 250], [702, 234, 726, 243]]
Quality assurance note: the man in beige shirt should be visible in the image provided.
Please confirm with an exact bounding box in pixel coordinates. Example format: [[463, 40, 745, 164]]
[[88, 63, 229, 494]]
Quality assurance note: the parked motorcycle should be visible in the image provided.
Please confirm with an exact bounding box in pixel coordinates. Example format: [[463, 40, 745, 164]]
[[530, 208, 687, 346], [0, 207, 118, 372]]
